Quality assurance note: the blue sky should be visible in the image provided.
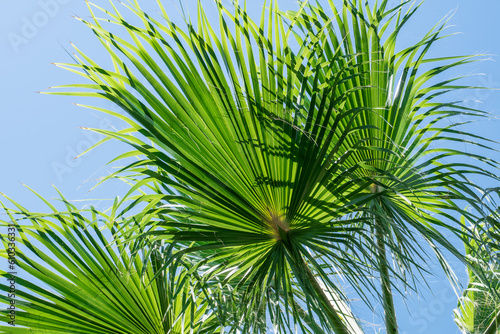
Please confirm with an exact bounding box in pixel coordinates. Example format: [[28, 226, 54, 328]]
[[1, 0, 500, 333]]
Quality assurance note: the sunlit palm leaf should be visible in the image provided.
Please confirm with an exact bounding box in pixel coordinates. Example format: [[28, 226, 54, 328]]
[[0, 192, 219, 334]]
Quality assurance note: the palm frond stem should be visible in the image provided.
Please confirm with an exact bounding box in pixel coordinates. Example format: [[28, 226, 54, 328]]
[[373, 183, 398, 334], [376, 216, 398, 334], [293, 242, 351, 334]]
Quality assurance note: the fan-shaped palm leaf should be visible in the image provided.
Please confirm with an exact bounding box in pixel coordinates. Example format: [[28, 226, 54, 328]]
[[48, 0, 381, 332], [0, 191, 220, 334]]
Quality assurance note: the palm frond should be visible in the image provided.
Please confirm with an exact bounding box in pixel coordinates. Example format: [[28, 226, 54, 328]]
[[0, 191, 219, 334]]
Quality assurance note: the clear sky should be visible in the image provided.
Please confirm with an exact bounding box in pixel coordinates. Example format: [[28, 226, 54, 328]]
[[1, 0, 500, 333]]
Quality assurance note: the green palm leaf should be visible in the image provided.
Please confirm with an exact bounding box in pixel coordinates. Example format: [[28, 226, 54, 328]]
[[0, 191, 220, 334]]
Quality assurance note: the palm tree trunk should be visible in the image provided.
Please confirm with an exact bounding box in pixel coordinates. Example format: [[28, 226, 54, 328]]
[[281, 230, 353, 334], [292, 298, 329, 334], [375, 216, 398, 334], [370, 182, 398, 334], [299, 257, 351, 334]]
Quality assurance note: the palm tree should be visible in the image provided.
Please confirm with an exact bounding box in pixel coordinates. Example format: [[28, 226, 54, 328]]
[[0, 191, 222, 333], [31, 0, 499, 332], [285, 1, 500, 331]]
